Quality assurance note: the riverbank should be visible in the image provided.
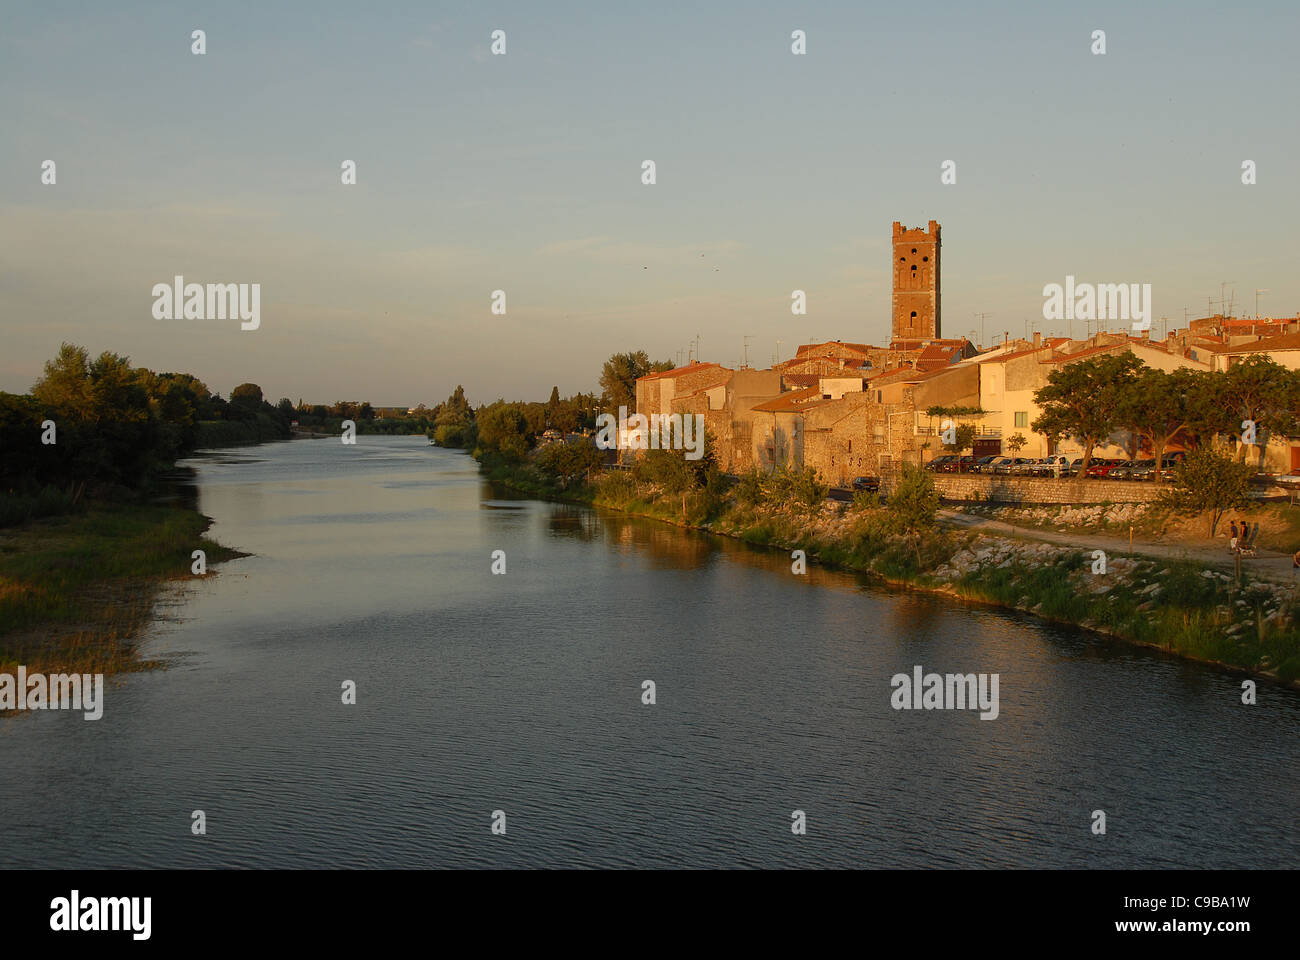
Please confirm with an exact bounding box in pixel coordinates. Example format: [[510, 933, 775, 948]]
[[0, 503, 242, 683], [484, 458, 1300, 685]]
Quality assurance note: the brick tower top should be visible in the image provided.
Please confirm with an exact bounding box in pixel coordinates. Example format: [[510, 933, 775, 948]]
[[891, 220, 941, 341]]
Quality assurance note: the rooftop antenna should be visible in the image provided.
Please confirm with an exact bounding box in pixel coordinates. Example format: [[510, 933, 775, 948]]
[[974, 312, 992, 348], [743, 334, 752, 368], [1221, 280, 1236, 319]]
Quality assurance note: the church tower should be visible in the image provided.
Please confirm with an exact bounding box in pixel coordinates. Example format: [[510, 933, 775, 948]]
[[891, 220, 941, 341]]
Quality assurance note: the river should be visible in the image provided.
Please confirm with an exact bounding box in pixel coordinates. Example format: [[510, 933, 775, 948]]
[[1, 436, 1296, 868]]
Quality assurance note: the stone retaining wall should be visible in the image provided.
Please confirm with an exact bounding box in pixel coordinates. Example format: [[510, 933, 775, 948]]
[[923, 473, 1166, 505]]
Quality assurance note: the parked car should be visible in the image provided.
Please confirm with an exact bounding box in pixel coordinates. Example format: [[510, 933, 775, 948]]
[[981, 456, 1013, 474], [1129, 458, 1158, 480], [972, 455, 998, 473], [995, 457, 1033, 475], [938, 456, 976, 473], [851, 476, 880, 492], [1011, 458, 1042, 476], [926, 455, 956, 472], [1085, 458, 1124, 478], [1068, 458, 1086, 476], [1157, 452, 1187, 482], [1107, 459, 1138, 479], [1035, 455, 1072, 477]]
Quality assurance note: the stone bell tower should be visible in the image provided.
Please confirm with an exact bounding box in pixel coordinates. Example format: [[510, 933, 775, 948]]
[[892, 220, 941, 340]]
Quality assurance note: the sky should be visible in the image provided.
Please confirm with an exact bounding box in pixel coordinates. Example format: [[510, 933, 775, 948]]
[[3, 0, 1298, 406]]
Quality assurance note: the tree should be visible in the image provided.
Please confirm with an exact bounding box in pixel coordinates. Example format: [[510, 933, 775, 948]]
[[599, 351, 672, 413], [1214, 355, 1300, 469], [888, 464, 940, 563], [1118, 367, 1207, 485], [31, 342, 93, 419], [1033, 352, 1143, 476], [942, 423, 977, 473], [429, 386, 477, 447], [533, 439, 604, 489], [230, 382, 264, 410], [475, 403, 533, 462], [1006, 433, 1027, 456], [633, 429, 723, 518], [1169, 448, 1254, 536]]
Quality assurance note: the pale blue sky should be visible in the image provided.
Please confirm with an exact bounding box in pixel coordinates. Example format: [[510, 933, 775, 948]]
[[3, 1, 1297, 405]]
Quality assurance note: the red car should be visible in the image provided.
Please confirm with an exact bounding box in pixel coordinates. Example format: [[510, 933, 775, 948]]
[[1085, 458, 1125, 478]]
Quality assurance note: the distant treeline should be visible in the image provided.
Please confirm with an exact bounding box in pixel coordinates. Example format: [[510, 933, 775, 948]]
[[429, 350, 673, 463], [290, 400, 431, 436], [427, 384, 604, 462], [0, 343, 295, 525]]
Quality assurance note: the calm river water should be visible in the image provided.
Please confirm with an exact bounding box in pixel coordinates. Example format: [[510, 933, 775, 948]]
[[2, 436, 1296, 868]]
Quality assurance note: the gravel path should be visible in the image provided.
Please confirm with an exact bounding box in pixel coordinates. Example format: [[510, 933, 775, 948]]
[[939, 509, 1300, 586]]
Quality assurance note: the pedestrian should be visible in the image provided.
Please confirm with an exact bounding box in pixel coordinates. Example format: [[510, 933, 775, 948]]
[[1229, 520, 1239, 552]]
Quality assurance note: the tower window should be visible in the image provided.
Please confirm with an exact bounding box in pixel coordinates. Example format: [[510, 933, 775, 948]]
[[911, 265, 917, 272], [911, 311, 917, 318], [922, 256, 928, 262]]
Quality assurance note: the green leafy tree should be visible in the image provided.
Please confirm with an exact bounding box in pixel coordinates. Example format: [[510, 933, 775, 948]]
[[31, 342, 94, 419], [1006, 433, 1027, 456], [1213, 356, 1300, 468], [1168, 448, 1254, 536], [888, 464, 940, 562], [942, 423, 977, 472], [1033, 352, 1143, 476], [599, 351, 673, 413], [532, 439, 604, 489], [230, 383, 264, 410], [475, 403, 534, 462], [1118, 367, 1208, 484], [633, 429, 722, 518]]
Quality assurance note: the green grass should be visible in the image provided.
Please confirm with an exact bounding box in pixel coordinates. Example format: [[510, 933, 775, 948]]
[[0, 503, 242, 677]]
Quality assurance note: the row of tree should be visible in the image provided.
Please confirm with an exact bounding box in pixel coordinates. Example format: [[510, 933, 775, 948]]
[[0, 343, 296, 500], [1033, 353, 1300, 481]]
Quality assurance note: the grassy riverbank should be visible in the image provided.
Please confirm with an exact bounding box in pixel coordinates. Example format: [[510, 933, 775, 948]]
[[484, 456, 1300, 684], [0, 503, 242, 678]]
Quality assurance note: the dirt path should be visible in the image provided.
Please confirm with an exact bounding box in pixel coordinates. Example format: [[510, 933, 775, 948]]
[[939, 509, 1300, 586]]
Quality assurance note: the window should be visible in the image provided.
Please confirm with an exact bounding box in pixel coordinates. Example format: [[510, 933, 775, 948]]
[[1014, 412, 1028, 427]]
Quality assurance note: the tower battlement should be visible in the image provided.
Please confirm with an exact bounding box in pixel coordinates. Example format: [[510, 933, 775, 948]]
[[892, 220, 941, 341]]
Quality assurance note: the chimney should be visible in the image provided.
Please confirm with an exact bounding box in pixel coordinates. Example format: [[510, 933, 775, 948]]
[[1033, 331, 1042, 348]]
